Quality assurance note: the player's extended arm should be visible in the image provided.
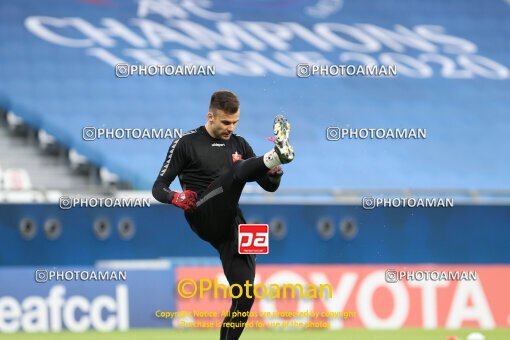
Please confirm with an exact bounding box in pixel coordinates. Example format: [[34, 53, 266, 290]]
[[152, 178, 197, 212], [152, 139, 197, 212]]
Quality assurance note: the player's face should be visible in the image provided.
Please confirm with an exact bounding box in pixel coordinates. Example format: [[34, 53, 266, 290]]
[[209, 109, 240, 140]]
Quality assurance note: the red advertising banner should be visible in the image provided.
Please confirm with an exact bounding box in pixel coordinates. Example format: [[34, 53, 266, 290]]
[[175, 265, 509, 329]]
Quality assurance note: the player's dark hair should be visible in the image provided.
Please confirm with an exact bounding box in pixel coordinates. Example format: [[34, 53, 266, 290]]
[[209, 90, 239, 114]]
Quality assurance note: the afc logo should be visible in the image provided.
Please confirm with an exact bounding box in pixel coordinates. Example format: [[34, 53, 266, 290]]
[[238, 224, 269, 254]]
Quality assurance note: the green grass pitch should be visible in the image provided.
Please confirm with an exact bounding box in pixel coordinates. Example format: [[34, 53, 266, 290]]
[[0, 329, 509, 340]]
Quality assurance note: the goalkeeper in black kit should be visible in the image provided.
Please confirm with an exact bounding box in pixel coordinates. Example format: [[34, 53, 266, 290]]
[[152, 90, 294, 340]]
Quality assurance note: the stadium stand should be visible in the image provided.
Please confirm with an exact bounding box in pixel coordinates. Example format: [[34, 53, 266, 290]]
[[0, 110, 120, 192], [0, 0, 508, 191], [2, 168, 32, 190]]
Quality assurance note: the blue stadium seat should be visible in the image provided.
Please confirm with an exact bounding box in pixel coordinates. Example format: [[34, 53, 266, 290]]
[[0, 0, 509, 190]]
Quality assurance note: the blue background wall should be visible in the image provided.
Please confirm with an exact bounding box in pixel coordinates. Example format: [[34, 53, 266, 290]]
[[1, 203, 509, 265]]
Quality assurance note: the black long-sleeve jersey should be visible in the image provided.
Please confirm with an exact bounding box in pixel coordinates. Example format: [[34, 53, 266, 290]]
[[152, 126, 280, 204]]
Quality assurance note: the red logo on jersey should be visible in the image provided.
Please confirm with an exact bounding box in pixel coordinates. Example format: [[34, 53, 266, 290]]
[[238, 224, 269, 254], [232, 151, 243, 162]]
